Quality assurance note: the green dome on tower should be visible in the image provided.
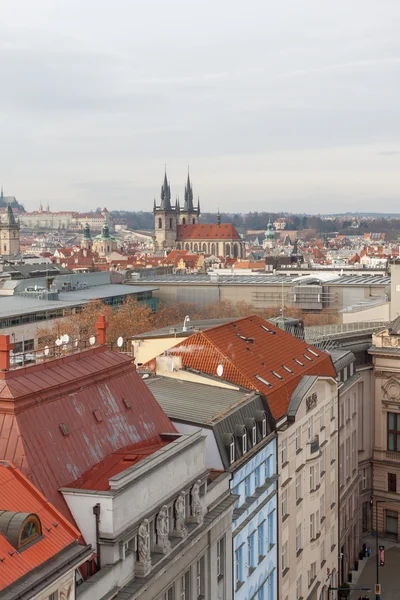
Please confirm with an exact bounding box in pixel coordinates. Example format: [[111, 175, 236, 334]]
[[265, 219, 275, 240]]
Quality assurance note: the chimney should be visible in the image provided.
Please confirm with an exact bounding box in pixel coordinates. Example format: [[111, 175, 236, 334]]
[[95, 315, 108, 345], [0, 335, 14, 371]]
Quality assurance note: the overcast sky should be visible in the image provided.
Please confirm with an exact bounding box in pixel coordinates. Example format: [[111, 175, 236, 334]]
[[0, 0, 399, 213]]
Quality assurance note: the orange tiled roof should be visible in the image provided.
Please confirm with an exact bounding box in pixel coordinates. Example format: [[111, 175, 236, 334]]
[[0, 462, 80, 591], [163, 315, 336, 420], [176, 223, 241, 241]]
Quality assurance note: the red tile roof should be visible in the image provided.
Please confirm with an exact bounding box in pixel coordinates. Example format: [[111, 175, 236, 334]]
[[0, 461, 81, 591], [177, 223, 241, 241], [0, 346, 177, 522], [67, 435, 172, 490], [162, 315, 336, 420]]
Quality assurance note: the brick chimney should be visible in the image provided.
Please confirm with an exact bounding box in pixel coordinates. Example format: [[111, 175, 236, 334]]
[[95, 315, 108, 346], [0, 335, 14, 371]]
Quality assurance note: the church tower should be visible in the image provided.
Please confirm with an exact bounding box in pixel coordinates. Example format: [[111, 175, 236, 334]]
[[179, 172, 200, 225], [81, 223, 93, 251], [1, 204, 20, 257], [153, 170, 178, 251]]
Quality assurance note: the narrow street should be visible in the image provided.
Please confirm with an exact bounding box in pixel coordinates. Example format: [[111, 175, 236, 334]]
[[349, 541, 400, 600]]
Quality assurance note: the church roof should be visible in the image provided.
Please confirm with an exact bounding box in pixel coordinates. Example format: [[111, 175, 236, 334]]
[[176, 223, 241, 241]]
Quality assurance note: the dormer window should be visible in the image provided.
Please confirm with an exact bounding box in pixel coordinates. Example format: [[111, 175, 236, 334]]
[[20, 518, 41, 546], [230, 440, 235, 464], [262, 417, 267, 438], [252, 425, 257, 446], [0, 512, 42, 551], [242, 431, 247, 454]]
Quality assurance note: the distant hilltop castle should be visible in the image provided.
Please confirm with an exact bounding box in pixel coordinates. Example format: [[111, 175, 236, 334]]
[[153, 170, 245, 258], [18, 204, 114, 232]]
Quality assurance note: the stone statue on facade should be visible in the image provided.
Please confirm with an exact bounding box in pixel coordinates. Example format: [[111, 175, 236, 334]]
[[174, 491, 187, 538], [136, 518, 151, 576], [190, 480, 204, 524], [155, 505, 171, 554]]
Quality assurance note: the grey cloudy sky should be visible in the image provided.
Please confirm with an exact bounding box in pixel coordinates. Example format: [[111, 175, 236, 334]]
[[0, 0, 399, 213]]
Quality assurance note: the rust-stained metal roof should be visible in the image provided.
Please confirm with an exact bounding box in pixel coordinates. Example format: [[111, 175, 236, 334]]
[[0, 461, 83, 592], [66, 435, 171, 491], [0, 346, 177, 522]]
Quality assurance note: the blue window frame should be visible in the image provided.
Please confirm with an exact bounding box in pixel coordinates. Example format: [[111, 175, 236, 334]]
[[258, 522, 265, 557]]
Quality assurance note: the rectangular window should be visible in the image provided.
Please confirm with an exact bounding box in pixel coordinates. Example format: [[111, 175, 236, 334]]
[[268, 511, 274, 546], [320, 539, 325, 563], [330, 524, 335, 549], [320, 494, 325, 520], [310, 513, 315, 540], [217, 537, 224, 578], [310, 466, 315, 491], [244, 475, 250, 498], [320, 449, 325, 476], [296, 473, 301, 502], [352, 431, 356, 471], [242, 433, 247, 454], [163, 587, 174, 600], [258, 522, 265, 558], [296, 524, 302, 553], [295, 426, 301, 451], [346, 438, 350, 478], [48, 593, 58, 600], [235, 547, 243, 587], [282, 489, 288, 517], [230, 440, 235, 464], [255, 466, 261, 489], [252, 426, 257, 446], [339, 444, 344, 486], [196, 556, 205, 599], [346, 396, 350, 421], [330, 398, 335, 421], [282, 541, 288, 572], [320, 407, 324, 430], [281, 438, 287, 464], [296, 576, 302, 600], [248, 533, 256, 571], [361, 468, 367, 490], [181, 570, 190, 600], [262, 417, 267, 438], [388, 472, 397, 492], [308, 417, 313, 441], [330, 442, 335, 463], [388, 413, 400, 451]]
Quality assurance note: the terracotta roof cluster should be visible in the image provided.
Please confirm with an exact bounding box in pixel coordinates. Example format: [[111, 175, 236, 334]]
[[176, 223, 241, 241], [0, 345, 177, 520], [0, 461, 81, 591], [160, 315, 336, 419]]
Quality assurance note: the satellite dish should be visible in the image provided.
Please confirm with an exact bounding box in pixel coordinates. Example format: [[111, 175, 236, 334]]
[[117, 336, 124, 348], [44, 346, 50, 356], [89, 335, 96, 346], [55, 338, 62, 346], [217, 364, 224, 377], [61, 334, 70, 344]]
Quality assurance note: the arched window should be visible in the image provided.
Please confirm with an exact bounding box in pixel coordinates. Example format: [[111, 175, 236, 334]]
[[233, 244, 238, 258], [225, 243, 230, 257], [202, 244, 207, 252], [176, 243, 181, 250], [169, 218, 173, 229], [185, 243, 190, 250], [158, 218, 162, 229], [182, 218, 186, 225], [19, 516, 42, 548], [194, 243, 198, 252], [211, 243, 216, 255]]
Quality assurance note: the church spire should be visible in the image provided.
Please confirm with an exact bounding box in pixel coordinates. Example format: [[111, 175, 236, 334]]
[[160, 169, 172, 210], [183, 170, 194, 212]]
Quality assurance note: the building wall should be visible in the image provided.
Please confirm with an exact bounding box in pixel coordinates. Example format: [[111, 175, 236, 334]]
[[358, 369, 374, 535], [338, 368, 360, 583], [278, 378, 339, 600], [231, 436, 278, 600], [370, 332, 400, 538], [34, 568, 78, 600]]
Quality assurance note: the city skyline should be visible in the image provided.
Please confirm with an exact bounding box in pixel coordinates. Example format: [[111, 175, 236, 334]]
[[0, 0, 399, 212]]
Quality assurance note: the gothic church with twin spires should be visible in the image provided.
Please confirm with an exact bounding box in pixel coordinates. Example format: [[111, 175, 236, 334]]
[[153, 171, 245, 258]]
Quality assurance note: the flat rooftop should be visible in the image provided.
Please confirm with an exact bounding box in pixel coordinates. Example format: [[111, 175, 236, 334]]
[[133, 317, 241, 339], [0, 284, 158, 319]]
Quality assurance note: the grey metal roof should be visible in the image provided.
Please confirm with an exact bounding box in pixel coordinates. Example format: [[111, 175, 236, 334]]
[[369, 345, 400, 355], [326, 275, 390, 286], [329, 349, 356, 373], [288, 376, 318, 417], [0, 284, 158, 319], [144, 376, 253, 424], [133, 318, 241, 340]]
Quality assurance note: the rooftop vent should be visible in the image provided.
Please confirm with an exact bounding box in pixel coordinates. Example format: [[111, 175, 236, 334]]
[[294, 359, 304, 367], [255, 375, 273, 388], [93, 410, 103, 423], [282, 365, 293, 373], [122, 397, 132, 409], [59, 423, 69, 436], [307, 348, 320, 357]]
